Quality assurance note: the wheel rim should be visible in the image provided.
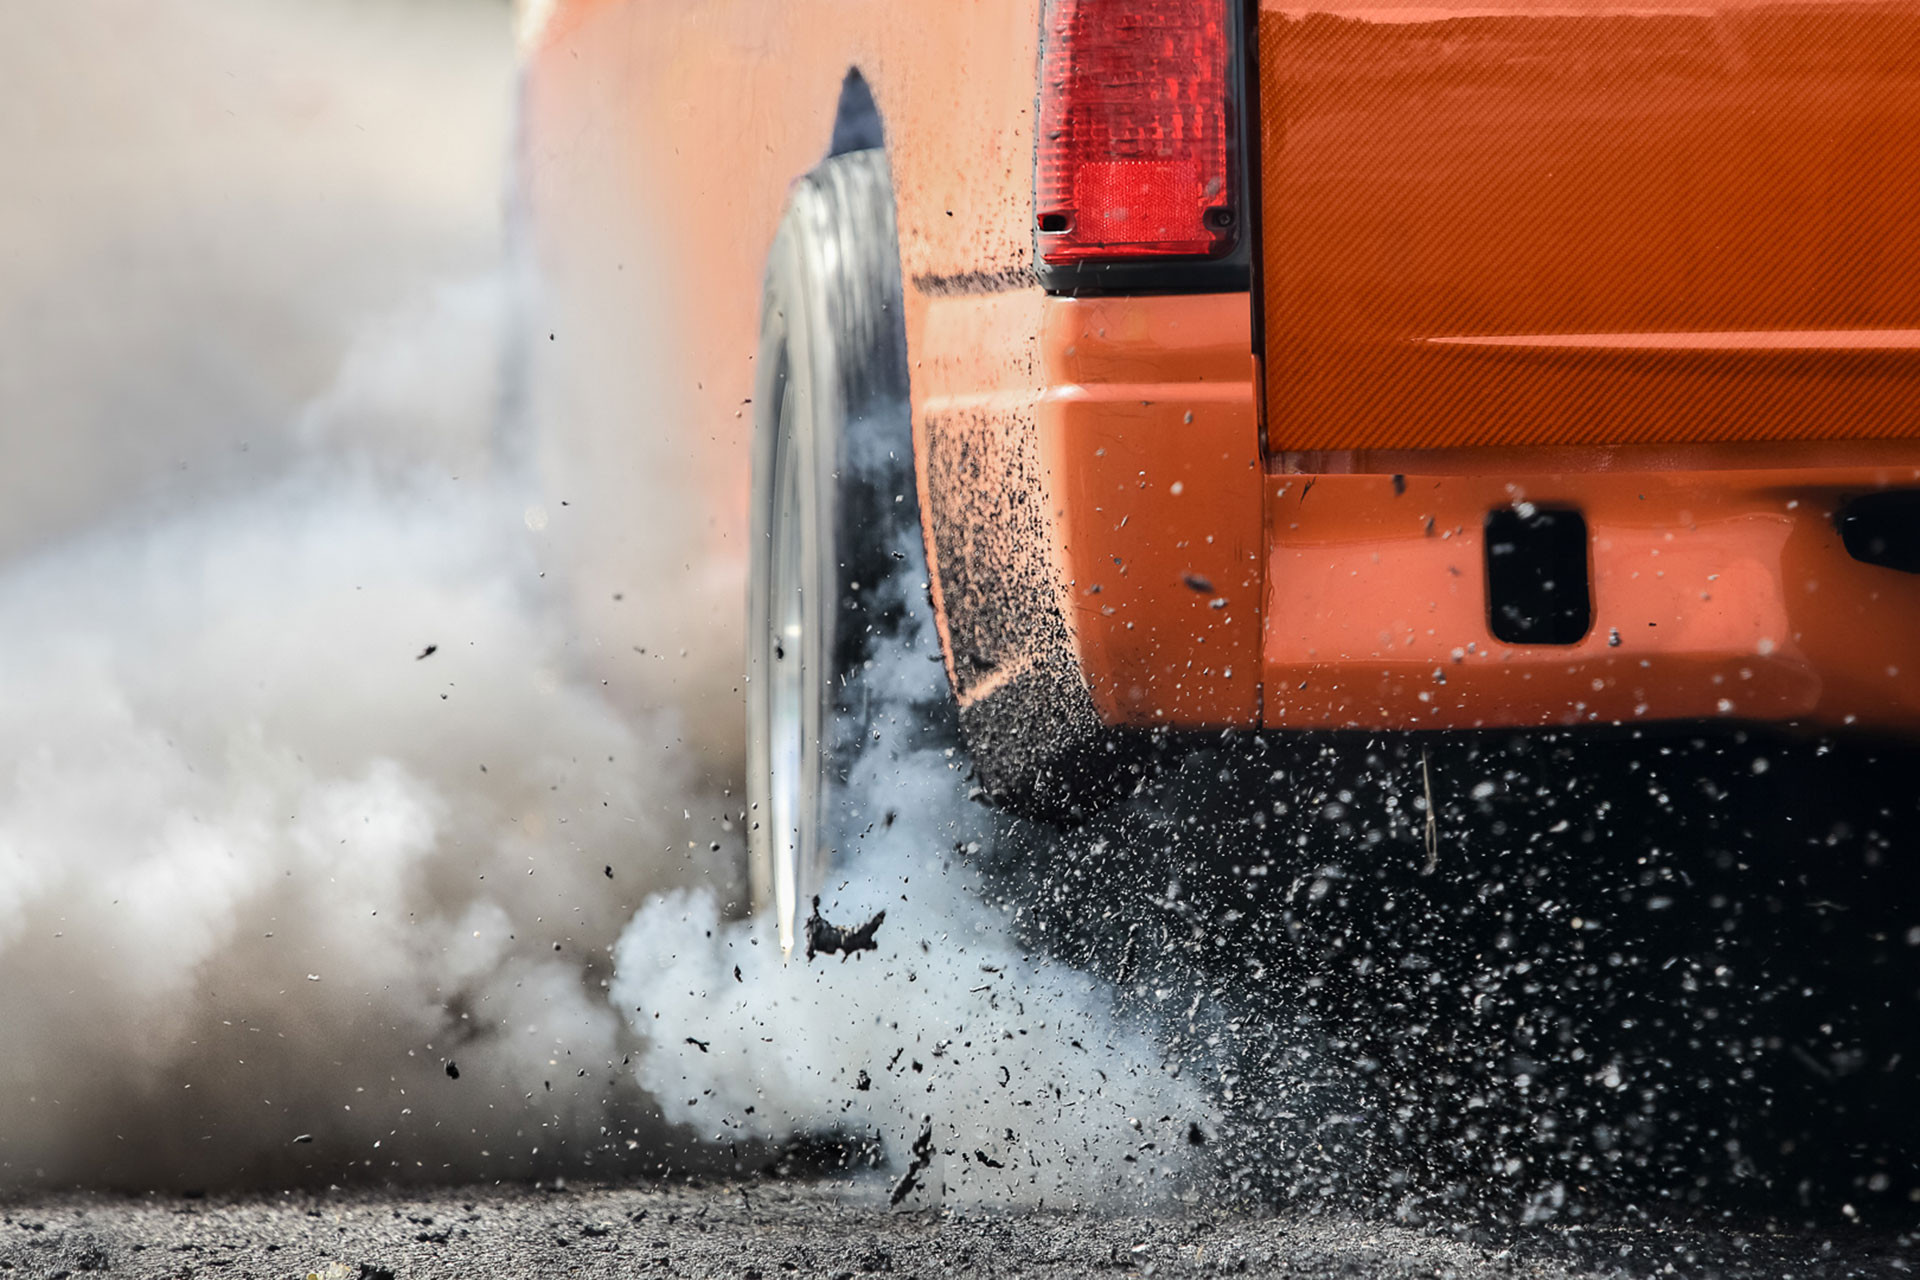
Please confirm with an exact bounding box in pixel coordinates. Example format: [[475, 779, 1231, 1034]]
[[767, 371, 807, 956]]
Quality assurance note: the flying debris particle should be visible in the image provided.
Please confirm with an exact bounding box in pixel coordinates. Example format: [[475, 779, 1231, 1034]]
[[889, 1117, 935, 1206], [685, 1037, 710, 1053], [1182, 572, 1214, 593], [1116, 922, 1141, 985], [604, 865, 614, 879], [415, 644, 437, 660], [445, 1062, 459, 1080], [292, 1134, 314, 1144], [855, 1070, 872, 1092], [1187, 1122, 1207, 1146], [974, 1149, 1004, 1168], [804, 895, 886, 961], [733, 965, 743, 983], [1420, 748, 1439, 875]]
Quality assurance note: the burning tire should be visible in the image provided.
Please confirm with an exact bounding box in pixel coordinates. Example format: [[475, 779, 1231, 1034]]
[[746, 147, 949, 955]]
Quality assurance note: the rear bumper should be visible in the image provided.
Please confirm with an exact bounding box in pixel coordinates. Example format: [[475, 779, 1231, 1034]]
[[915, 287, 1920, 736], [1265, 465, 1920, 731]]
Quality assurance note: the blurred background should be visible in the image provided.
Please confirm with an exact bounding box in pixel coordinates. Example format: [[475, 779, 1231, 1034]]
[[0, 0, 733, 1189], [0, 0, 513, 552]]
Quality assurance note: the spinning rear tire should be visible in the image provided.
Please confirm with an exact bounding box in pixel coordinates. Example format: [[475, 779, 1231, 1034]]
[[745, 148, 946, 953]]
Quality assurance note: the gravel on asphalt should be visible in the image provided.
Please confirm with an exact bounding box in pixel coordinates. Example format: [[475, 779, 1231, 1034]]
[[2, 1179, 1914, 1280]]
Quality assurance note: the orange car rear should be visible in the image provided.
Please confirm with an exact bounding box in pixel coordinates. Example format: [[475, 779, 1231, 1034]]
[[519, 0, 1920, 834]]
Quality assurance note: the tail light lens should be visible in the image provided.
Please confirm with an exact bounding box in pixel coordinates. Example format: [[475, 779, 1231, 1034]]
[[1036, 0, 1235, 264]]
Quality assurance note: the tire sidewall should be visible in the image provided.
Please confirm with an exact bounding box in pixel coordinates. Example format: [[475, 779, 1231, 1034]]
[[748, 150, 921, 947]]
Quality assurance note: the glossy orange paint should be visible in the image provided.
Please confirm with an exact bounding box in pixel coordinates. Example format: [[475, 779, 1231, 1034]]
[[908, 287, 1264, 726], [1261, 461, 1920, 729], [1246, 0, 1920, 733], [1038, 294, 1265, 726], [1258, 0, 1920, 451]]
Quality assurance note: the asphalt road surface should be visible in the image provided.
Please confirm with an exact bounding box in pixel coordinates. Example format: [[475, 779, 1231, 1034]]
[[3, 1180, 1914, 1279]]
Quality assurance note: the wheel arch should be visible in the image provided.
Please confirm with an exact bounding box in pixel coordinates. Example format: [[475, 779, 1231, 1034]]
[[810, 65, 1132, 821]]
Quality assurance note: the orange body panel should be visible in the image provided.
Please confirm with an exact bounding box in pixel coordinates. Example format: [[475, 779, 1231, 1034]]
[[1038, 295, 1264, 726], [1262, 460, 1920, 729], [910, 289, 1263, 726], [1258, 0, 1920, 451]]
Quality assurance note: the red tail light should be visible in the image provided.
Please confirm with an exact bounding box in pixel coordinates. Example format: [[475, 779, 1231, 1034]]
[[1036, 0, 1234, 264]]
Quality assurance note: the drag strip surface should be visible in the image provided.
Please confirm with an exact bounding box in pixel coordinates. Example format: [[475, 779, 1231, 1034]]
[[3, 1181, 1910, 1279]]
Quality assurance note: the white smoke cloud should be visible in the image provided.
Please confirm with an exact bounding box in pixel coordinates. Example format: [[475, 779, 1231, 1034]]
[[0, 0, 1220, 1206], [615, 875, 1208, 1209], [0, 272, 744, 1188], [0, 0, 706, 1187], [0, 276, 1208, 1200]]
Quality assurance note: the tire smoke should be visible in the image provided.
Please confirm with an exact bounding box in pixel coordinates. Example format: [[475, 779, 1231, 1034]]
[[613, 600, 1211, 1208], [0, 275, 737, 1188], [0, 268, 1208, 1204], [0, 1, 1210, 1204]]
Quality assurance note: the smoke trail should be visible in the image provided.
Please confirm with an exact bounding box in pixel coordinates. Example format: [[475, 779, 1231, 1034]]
[[0, 0, 750, 1190], [0, 0, 1220, 1203], [0, 283, 1214, 1200], [0, 275, 747, 1188], [616, 876, 1208, 1208]]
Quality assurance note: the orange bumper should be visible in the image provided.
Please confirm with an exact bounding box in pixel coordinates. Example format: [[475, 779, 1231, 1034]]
[[1035, 293, 1920, 734], [1266, 465, 1920, 730]]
